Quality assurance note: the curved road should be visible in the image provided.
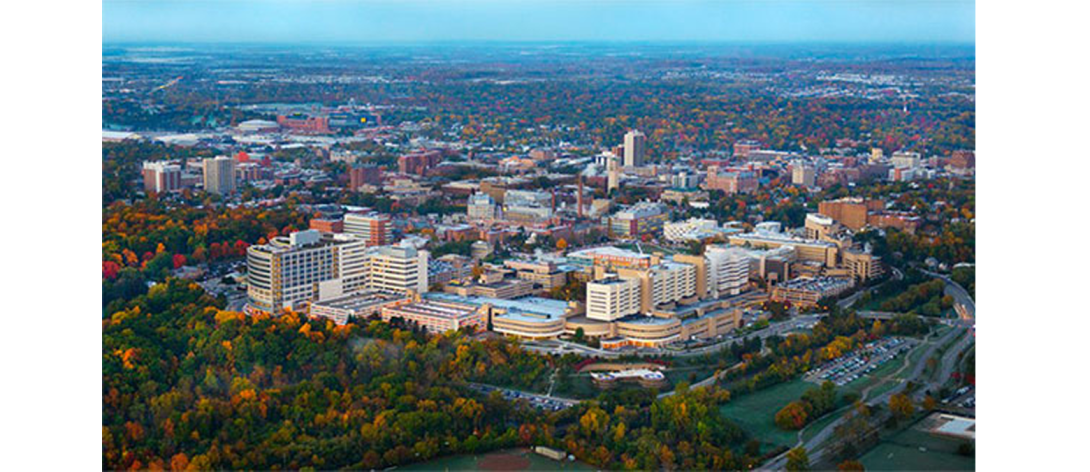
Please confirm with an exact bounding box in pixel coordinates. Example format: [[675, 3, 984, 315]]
[[764, 269, 976, 469], [761, 324, 968, 470]]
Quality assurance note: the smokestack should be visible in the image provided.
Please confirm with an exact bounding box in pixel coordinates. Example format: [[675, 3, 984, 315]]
[[577, 176, 584, 218]]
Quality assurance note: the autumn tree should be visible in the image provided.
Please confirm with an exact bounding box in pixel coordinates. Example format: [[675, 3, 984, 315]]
[[786, 447, 810, 471]]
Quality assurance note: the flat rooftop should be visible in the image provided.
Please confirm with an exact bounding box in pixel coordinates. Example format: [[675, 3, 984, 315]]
[[568, 245, 649, 261], [778, 277, 853, 292], [425, 292, 569, 319], [313, 291, 408, 311]]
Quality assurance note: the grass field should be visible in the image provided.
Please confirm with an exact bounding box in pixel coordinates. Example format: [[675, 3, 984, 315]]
[[399, 448, 594, 471], [859, 422, 975, 471], [663, 365, 716, 386], [719, 379, 812, 449]]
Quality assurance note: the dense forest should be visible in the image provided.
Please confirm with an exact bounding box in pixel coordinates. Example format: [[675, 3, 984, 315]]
[[104, 278, 773, 470]]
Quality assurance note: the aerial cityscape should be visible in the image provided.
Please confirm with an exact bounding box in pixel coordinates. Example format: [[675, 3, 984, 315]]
[[101, 2, 976, 471]]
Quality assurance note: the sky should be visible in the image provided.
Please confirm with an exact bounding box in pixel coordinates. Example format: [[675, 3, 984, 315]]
[[102, 0, 975, 45]]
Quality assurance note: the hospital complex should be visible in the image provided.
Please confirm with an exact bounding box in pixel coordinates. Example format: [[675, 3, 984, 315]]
[[244, 201, 885, 350]]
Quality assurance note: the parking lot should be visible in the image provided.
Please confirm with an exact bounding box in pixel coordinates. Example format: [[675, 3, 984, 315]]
[[467, 383, 576, 412], [944, 385, 975, 409], [805, 337, 916, 387]]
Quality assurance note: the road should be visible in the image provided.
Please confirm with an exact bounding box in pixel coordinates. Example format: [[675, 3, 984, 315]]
[[657, 352, 761, 399], [665, 314, 823, 358], [761, 324, 968, 470], [921, 269, 975, 322], [838, 266, 903, 309], [763, 268, 976, 466], [521, 315, 823, 359], [466, 383, 580, 409]]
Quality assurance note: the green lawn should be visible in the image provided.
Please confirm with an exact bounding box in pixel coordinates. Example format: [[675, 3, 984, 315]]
[[663, 365, 716, 386], [719, 379, 813, 449], [799, 358, 904, 445], [843, 352, 907, 394], [859, 422, 974, 471]]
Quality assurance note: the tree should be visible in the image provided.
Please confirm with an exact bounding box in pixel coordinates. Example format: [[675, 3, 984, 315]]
[[775, 401, 809, 430], [786, 447, 810, 471], [889, 393, 915, 420], [922, 395, 937, 411], [837, 459, 865, 471]]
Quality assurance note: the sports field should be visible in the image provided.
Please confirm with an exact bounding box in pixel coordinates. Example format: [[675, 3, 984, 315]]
[[859, 421, 975, 471], [719, 379, 812, 449], [399, 448, 593, 471]]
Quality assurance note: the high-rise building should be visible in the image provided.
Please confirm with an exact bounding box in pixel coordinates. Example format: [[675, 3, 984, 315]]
[[842, 248, 885, 281], [607, 155, 620, 192], [891, 151, 922, 169], [791, 161, 816, 187], [705, 246, 750, 297], [705, 167, 758, 194], [398, 150, 443, 175], [349, 164, 383, 191], [467, 192, 498, 222], [202, 156, 236, 195], [818, 198, 884, 231], [586, 277, 641, 321], [343, 212, 391, 246], [310, 218, 344, 234], [246, 230, 428, 314], [246, 230, 365, 313], [142, 161, 182, 194], [804, 213, 838, 241], [366, 245, 430, 295], [870, 148, 885, 164], [623, 130, 646, 167], [609, 201, 670, 238]]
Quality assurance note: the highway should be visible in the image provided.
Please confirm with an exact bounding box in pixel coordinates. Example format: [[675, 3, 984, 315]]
[[838, 266, 904, 309], [921, 268, 975, 322], [763, 270, 976, 468]]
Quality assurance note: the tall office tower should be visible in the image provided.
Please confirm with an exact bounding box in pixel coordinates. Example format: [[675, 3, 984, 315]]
[[202, 156, 236, 195], [623, 129, 646, 167], [607, 156, 620, 192], [141, 161, 182, 194], [343, 212, 391, 247]]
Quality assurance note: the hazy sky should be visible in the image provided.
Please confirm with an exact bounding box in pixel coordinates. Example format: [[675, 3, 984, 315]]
[[103, 0, 975, 44]]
